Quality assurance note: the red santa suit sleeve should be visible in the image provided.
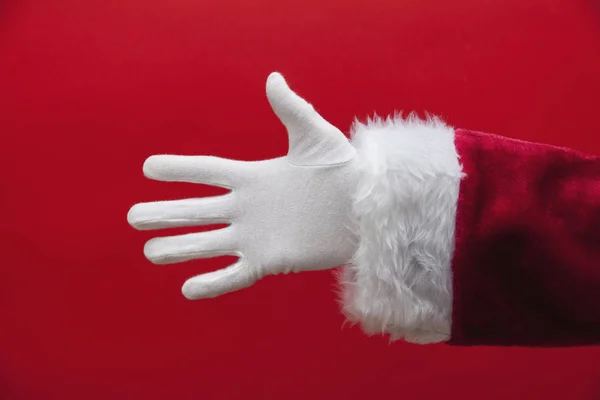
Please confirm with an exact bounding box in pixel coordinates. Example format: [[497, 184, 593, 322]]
[[338, 116, 600, 346]]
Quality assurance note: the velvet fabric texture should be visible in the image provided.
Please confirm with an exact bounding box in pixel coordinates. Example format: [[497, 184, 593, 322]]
[[450, 129, 600, 346]]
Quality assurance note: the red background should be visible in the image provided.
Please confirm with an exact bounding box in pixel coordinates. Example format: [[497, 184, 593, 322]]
[[1, 0, 599, 398]]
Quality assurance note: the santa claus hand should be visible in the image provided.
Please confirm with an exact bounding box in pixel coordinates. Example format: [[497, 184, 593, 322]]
[[127, 72, 359, 300]]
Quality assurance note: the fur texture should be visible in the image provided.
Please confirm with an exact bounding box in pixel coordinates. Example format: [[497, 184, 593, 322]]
[[339, 114, 464, 344]]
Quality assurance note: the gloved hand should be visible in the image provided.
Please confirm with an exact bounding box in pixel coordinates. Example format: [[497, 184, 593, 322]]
[[127, 72, 359, 300]]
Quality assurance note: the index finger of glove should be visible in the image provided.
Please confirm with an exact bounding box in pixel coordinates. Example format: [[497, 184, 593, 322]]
[[143, 155, 249, 188]]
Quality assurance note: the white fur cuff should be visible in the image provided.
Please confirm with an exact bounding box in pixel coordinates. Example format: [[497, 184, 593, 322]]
[[339, 115, 463, 344]]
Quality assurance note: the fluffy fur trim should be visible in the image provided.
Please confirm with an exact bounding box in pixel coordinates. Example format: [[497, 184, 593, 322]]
[[339, 114, 463, 344]]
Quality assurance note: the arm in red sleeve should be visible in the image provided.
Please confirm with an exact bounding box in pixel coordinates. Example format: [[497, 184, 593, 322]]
[[339, 116, 600, 346], [450, 129, 600, 346]]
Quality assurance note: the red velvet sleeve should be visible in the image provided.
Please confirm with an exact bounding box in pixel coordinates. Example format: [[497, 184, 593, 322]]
[[449, 129, 600, 346]]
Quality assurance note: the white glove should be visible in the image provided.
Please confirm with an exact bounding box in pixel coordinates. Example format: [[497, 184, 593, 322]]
[[128, 72, 359, 300]]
